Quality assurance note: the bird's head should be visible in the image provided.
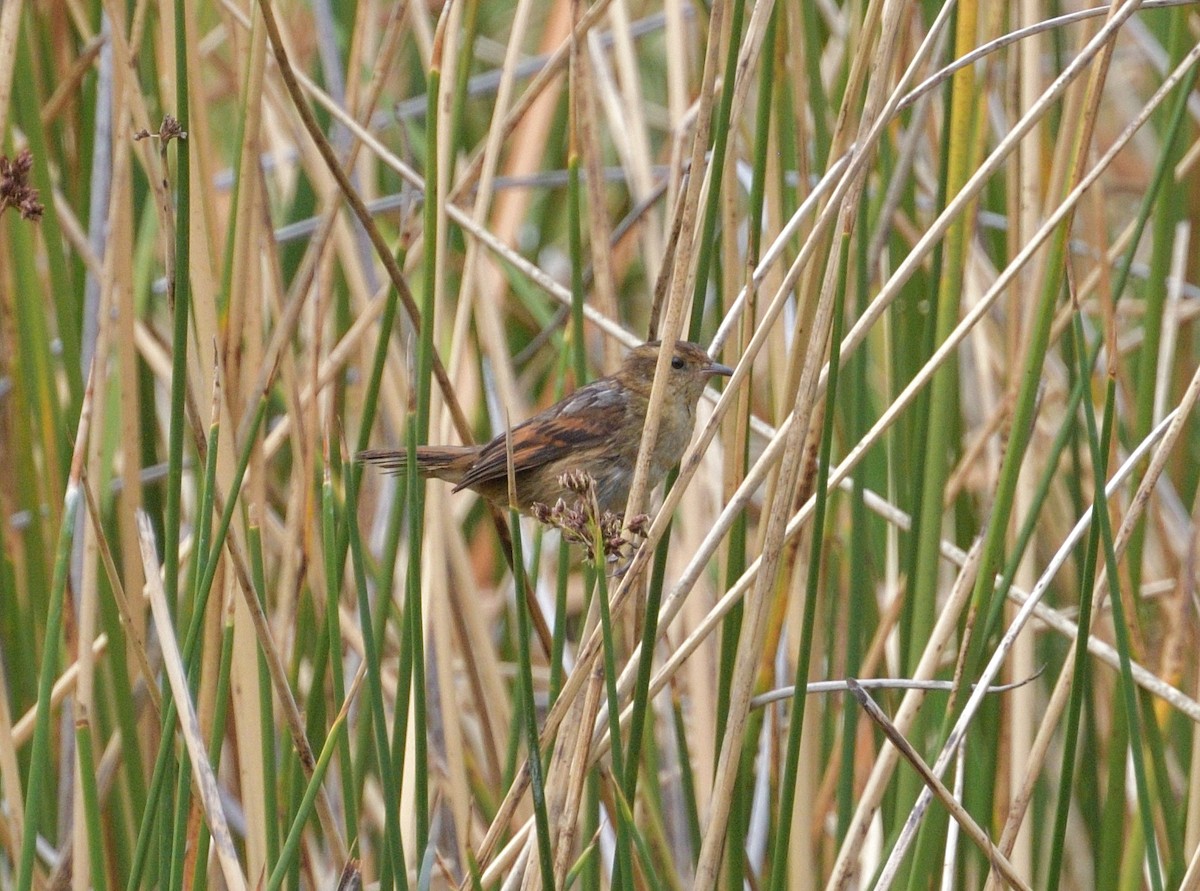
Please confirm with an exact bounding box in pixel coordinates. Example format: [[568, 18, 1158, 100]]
[[617, 340, 733, 405]]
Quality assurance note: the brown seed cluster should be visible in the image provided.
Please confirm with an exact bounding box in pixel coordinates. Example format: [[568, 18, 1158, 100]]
[[133, 114, 188, 145], [530, 472, 650, 565], [0, 149, 43, 222]]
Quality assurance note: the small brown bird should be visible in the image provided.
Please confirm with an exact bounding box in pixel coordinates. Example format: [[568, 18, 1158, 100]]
[[360, 340, 732, 513]]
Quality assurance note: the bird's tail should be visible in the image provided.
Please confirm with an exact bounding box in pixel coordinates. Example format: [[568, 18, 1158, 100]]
[[358, 446, 476, 484]]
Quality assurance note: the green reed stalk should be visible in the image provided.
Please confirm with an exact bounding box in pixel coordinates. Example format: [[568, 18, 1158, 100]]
[[267, 685, 356, 891], [247, 521, 281, 866], [347, 454, 408, 889], [16, 486, 81, 890], [1074, 348, 1163, 891], [688, 0, 747, 339], [592, 558, 635, 889], [322, 461, 359, 846], [511, 506, 556, 890], [767, 228, 850, 891]]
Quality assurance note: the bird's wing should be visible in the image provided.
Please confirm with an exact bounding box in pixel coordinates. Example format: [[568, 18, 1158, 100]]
[[452, 380, 627, 492]]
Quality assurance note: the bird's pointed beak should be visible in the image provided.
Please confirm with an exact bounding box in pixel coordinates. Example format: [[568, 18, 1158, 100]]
[[704, 360, 734, 377]]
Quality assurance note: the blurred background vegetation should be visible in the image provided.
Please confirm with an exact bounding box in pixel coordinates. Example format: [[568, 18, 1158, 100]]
[[3, 0, 1200, 888]]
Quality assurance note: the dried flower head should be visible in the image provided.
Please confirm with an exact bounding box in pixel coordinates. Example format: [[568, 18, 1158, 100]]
[[532, 473, 649, 566], [559, 470, 594, 497], [625, 513, 650, 537], [133, 114, 189, 145], [160, 115, 186, 142], [0, 149, 43, 221]]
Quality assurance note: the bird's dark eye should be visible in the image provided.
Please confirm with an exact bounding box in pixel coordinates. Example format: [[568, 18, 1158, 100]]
[[671, 356, 685, 370]]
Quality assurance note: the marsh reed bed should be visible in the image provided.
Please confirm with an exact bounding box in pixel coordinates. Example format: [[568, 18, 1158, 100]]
[[3, 0, 1200, 888]]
